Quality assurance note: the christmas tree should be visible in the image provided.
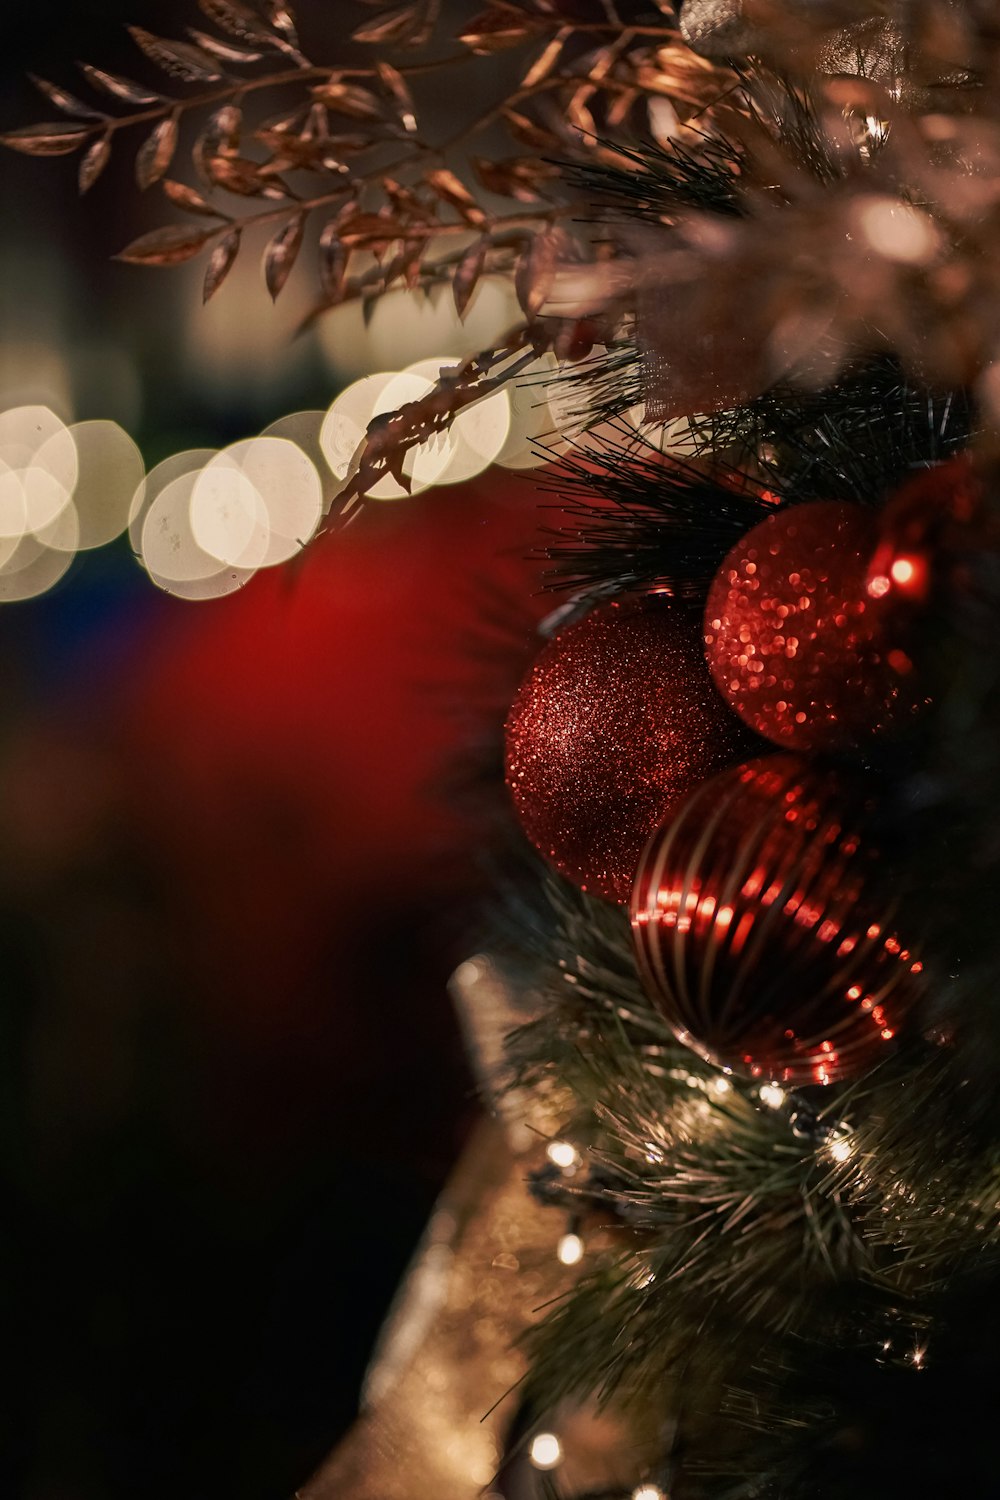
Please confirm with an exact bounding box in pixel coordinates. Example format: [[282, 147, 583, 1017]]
[[6, 2, 1000, 1496]]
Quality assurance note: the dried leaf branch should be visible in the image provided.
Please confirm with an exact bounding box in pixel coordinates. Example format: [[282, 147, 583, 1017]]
[[3, 0, 733, 316]]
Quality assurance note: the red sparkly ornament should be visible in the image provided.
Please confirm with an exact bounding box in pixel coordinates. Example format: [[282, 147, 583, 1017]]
[[630, 755, 924, 1086], [704, 500, 925, 752], [505, 598, 749, 902]]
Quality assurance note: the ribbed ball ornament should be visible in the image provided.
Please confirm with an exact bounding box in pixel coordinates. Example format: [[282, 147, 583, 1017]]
[[630, 755, 924, 1085]]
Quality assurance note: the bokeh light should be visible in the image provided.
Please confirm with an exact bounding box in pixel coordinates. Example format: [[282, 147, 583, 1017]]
[[140, 469, 257, 601], [129, 448, 218, 555], [405, 357, 511, 485], [69, 420, 145, 551], [0, 323, 577, 604], [528, 1432, 563, 1470]]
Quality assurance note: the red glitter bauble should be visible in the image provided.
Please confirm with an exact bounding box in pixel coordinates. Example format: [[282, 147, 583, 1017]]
[[630, 756, 924, 1085], [505, 598, 749, 902], [704, 501, 924, 752]]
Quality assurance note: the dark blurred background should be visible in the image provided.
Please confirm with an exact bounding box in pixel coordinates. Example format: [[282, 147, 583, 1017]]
[[0, 6, 545, 1496]]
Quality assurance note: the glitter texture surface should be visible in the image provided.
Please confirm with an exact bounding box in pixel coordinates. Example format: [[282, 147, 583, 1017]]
[[704, 501, 919, 752], [505, 597, 748, 902], [630, 756, 924, 1086]]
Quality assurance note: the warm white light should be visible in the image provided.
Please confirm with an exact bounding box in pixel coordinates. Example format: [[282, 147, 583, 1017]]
[[709, 1076, 732, 1097], [128, 448, 217, 553], [759, 1083, 786, 1109], [371, 369, 456, 495], [140, 470, 257, 600], [494, 352, 561, 470], [855, 197, 941, 265], [0, 461, 27, 540], [557, 1232, 584, 1267], [214, 435, 323, 567], [633, 1485, 667, 1500], [529, 1433, 563, 1470], [34, 497, 80, 556], [190, 451, 270, 569], [405, 357, 511, 485], [67, 420, 145, 551], [828, 1132, 854, 1165], [321, 371, 451, 502], [0, 405, 78, 536], [0, 529, 76, 601], [546, 1140, 579, 1171], [262, 409, 345, 515]]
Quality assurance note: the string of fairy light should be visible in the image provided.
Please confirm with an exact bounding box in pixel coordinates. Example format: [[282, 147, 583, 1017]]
[[506, 1065, 866, 1499]]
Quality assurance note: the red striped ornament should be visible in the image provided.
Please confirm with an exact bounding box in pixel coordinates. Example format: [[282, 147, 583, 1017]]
[[630, 756, 924, 1085]]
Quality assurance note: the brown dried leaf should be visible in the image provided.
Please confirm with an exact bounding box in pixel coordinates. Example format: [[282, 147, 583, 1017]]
[[78, 134, 111, 192], [473, 154, 559, 202], [336, 211, 411, 247], [515, 226, 562, 318], [382, 175, 431, 220], [76, 64, 164, 107], [318, 217, 349, 303], [0, 121, 91, 156], [203, 227, 242, 301], [136, 114, 179, 189], [311, 80, 385, 121], [460, 3, 544, 54], [424, 167, 488, 227], [29, 75, 107, 122], [264, 212, 305, 300], [261, 0, 300, 45], [127, 27, 225, 85], [197, 0, 275, 45], [353, 5, 421, 46], [453, 236, 487, 318], [116, 223, 216, 266], [376, 61, 417, 133], [375, 239, 418, 293], [163, 179, 226, 217], [606, 86, 638, 129], [206, 154, 270, 195], [186, 28, 266, 65], [520, 29, 568, 89], [566, 83, 597, 138], [194, 104, 242, 181], [503, 108, 561, 154]]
